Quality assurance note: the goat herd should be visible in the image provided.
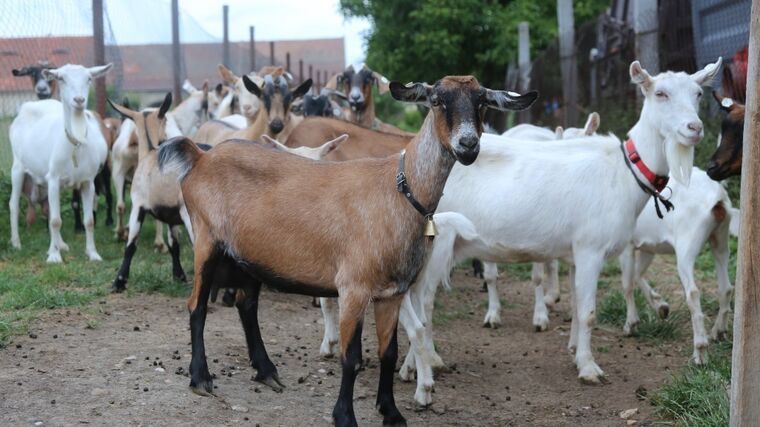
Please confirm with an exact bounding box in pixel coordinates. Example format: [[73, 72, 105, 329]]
[[6, 54, 748, 425]]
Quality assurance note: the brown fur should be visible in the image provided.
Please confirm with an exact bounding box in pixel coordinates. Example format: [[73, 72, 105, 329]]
[[712, 201, 728, 223], [166, 75, 533, 425], [708, 91, 746, 180], [285, 117, 412, 161]]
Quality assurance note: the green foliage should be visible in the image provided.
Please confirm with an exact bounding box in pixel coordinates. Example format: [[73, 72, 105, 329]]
[[650, 340, 732, 426], [340, 0, 610, 87]]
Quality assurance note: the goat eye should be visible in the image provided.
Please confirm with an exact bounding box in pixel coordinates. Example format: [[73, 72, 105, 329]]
[[655, 90, 668, 99], [697, 92, 703, 98]]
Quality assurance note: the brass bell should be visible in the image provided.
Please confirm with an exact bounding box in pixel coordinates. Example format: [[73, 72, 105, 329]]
[[423, 216, 438, 238]]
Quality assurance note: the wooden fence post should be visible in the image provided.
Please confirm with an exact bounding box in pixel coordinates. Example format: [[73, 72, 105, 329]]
[[517, 21, 531, 124], [170, 0, 182, 106], [92, 0, 106, 116], [222, 5, 230, 69], [730, 0, 760, 424], [270, 42, 275, 66], [557, 0, 578, 126], [249, 26, 255, 72]]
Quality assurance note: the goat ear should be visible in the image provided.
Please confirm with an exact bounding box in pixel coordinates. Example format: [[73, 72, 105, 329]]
[[485, 89, 538, 111], [372, 71, 390, 94], [260, 134, 285, 150], [41, 68, 60, 80], [217, 64, 238, 85], [629, 61, 653, 90], [692, 57, 722, 86], [325, 73, 340, 90], [182, 79, 196, 94], [291, 79, 312, 100], [12, 67, 30, 77], [554, 126, 564, 139], [89, 63, 113, 79], [714, 91, 736, 112], [319, 134, 348, 157], [242, 75, 262, 98], [108, 98, 137, 120], [158, 92, 172, 119], [585, 112, 600, 135], [389, 82, 432, 105]]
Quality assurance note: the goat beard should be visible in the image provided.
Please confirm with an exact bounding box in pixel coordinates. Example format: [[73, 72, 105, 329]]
[[665, 137, 694, 186]]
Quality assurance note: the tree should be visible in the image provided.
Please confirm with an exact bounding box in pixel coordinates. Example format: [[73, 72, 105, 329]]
[[340, 0, 609, 88]]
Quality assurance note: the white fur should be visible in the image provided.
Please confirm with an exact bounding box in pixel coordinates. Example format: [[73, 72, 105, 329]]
[[396, 60, 721, 385], [9, 63, 111, 262]]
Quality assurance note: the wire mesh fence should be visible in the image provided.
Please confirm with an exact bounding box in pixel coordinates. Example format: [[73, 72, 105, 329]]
[[0, 0, 346, 173], [525, 0, 752, 130]]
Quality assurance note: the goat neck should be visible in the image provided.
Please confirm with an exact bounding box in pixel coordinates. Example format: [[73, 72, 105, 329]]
[[626, 104, 670, 179], [62, 95, 88, 146], [350, 92, 375, 128], [399, 113, 456, 213]]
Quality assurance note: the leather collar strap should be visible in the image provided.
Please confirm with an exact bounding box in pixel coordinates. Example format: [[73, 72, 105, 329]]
[[396, 150, 434, 218], [620, 140, 674, 219], [624, 139, 669, 192]]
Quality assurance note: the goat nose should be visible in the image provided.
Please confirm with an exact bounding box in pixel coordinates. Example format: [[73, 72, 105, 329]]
[[459, 135, 479, 150], [706, 159, 718, 172], [687, 121, 703, 133], [74, 96, 85, 104], [351, 93, 361, 101], [243, 104, 252, 111], [269, 119, 284, 134]]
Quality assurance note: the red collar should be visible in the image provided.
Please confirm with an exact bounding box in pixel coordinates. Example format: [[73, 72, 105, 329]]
[[624, 139, 669, 192]]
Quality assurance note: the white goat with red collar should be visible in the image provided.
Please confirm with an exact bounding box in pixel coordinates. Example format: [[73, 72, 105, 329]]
[[395, 59, 721, 385]]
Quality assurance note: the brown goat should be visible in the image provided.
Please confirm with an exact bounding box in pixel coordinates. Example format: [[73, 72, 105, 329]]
[[286, 117, 412, 161], [328, 64, 408, 135], [194, 75, 311, 146], [707, 91, 746, 181], [158, 75, 537, 426]]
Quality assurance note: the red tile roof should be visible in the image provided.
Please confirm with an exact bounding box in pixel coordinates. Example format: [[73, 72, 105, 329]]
[[1, 36, 344, 93]]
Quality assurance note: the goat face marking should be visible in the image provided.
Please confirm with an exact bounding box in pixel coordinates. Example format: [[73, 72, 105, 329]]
[[390, 76, 537, 165], [706, 92, 745, 181], [13, 64, 55, 99], [243, 75, 312, 136]]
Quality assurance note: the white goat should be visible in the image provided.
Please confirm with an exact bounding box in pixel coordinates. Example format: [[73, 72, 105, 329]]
[[9, 63, 112, 262], [396, 59, 722, 385], [617, 167, 736, 363]]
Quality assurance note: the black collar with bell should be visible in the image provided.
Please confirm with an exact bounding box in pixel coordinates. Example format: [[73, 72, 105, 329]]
[[396, 150, 438, 238]]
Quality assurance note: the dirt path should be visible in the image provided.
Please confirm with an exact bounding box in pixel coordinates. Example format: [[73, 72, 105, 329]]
[[0, 269, 684, 426]]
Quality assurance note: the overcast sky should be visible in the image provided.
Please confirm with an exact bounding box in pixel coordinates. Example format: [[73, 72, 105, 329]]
[[0, 0, 370, 67], [178, 0, 371, 66]]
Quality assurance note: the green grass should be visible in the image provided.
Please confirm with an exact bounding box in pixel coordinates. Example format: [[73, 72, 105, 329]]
[[0, 172, 193, 347], [650, 340, 732, 426], [597, 288, 686, 343], [0, 116, 12, 173]]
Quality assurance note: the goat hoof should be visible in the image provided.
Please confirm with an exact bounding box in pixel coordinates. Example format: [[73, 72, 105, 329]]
[[74, 225, 85, 234], [658, 304, 670, 319], [105, 217, 114, 227], [174, 272, 187, 283], [376, 399, 406, 426], [479, 282, 487, 293], [623, 320, 639, 336], [255, 372, 285, 393], [711, 329, 728, 342], [111, 276, 127, 293], [189, 379, 214, 396]]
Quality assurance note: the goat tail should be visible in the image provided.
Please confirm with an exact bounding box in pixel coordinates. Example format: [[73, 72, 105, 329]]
[[422, 212, 481, 291], [728, 207, 741, 237], [158, 136, 204, 181]]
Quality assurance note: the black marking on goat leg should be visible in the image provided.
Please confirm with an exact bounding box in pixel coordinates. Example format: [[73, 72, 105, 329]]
[[97, 162, 114, 227], [149, 205, 184, 226], [376, 326, 405, 425], [189, 247, 220, 396], [333, 321, 363, 427], [169, 226, 187, 282], [235, 276, 283, 392], [111, 208, 146, 293], [72, 190, 84, 233]]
